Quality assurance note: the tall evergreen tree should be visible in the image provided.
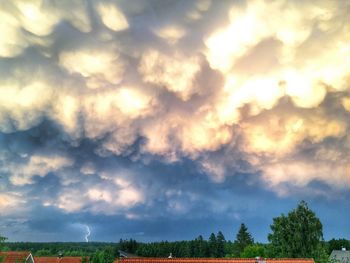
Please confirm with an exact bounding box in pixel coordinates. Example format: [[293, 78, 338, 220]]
[[208, 233, 218, 257], [234, 223, 254, 256], [196, 235, 208, 257], [216, 231, 226, 258]]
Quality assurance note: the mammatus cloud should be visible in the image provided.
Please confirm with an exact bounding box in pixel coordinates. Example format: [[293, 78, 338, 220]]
[[96, 2, 129, 32], [0, 0, 350, 221], [138, 49, 202, 101], [1, 154, 73, 186]]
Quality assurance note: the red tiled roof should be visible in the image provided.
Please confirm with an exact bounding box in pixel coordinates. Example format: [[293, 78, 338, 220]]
[[34, 256, 87, 263], [266, 260, 314, 263], [113, 258, 315, 263], [0, 251, 31, 263]]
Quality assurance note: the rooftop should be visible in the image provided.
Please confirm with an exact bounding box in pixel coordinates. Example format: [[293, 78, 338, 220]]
[[330, 250, 350, 263], [0, 251, 32, 263], [114, 258, 315, 263], [34, 256, 87, 263]]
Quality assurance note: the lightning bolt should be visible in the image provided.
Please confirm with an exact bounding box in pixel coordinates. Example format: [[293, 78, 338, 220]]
[[84, 225, 91, 242]]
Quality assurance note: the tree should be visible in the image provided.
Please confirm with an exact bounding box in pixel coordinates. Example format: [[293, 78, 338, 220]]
[[216, 231, 226, 258], [90, 247, 114, 263], [312, 243, 329, 263], [241, 244, 267, 258], [196, 235, 208, 257], [234, 223, 254, 256], [268, 201, 323, 258], [208, 233, 218, 257], [0, 234, 7, 251], [0, 235, 7, 263], [327, 239, 350, 254]]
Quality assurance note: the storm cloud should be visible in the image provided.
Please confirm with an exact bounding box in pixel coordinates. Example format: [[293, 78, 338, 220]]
[[0, 0, 350, 241]]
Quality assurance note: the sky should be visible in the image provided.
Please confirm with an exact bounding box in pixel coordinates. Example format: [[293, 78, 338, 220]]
[[0, 0, 350, 243]]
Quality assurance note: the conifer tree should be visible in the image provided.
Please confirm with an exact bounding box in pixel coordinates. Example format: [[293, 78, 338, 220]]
[[234, 223, 254, 256], [216, 231, 226, 258], [209, 233, 218, 257], [197, 235, 208, 257]]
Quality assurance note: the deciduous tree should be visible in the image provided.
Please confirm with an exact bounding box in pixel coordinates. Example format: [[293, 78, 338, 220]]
[[0, 234, 7, 251], [268, 201, 323, 258], [241, 244, 266, 258]]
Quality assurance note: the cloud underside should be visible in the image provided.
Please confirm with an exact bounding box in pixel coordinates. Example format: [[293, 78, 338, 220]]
[[0, 0, 350, 218]]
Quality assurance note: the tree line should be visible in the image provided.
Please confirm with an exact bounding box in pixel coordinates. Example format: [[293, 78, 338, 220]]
[[1, 201, 350, 263]]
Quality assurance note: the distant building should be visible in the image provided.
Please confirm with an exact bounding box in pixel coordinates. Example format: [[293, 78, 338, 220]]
[[330, 248, 350, 263], [113, 258, 315, 263], [0, 251, 34, 263]]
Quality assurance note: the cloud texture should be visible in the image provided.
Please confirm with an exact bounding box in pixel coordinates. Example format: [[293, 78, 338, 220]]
[[1, 0, 350, 241]]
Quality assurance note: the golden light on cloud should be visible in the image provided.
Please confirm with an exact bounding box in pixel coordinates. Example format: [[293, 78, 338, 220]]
[[242, 113, 346, 156], [0, 10, 26, 57], [139, 49, 201, 101], [205, 0, 270, 72], [53, 94, 80, 135], [0, 193, 20, 209], [218, 75, 285, 123], [15, 0, 59, 36], [180, 119, 232, 154], [59, 47, 124, 89], [116, 88, 154, 117], [0, 80, 53, 132], [84, 87, 154, 121], [1, 81, 46, 108], [283, 70, 327, 108], [261, 160, 350, 194], [96, 2, 129, 32], [153, 25, 187, 45]]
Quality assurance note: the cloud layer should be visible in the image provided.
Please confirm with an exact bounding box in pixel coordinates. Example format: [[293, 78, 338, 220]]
[[1, 0, 350, 241]]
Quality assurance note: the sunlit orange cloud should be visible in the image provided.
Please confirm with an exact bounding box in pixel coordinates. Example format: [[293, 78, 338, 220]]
[[138, 49, 202, 101], [260, 159, 350, 197], [242, 111, 346, 156], [82, 86, 156, 139]]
